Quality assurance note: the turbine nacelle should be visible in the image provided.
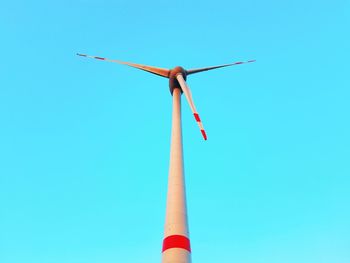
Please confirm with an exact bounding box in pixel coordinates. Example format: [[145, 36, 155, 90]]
[[169, 66, 187, 94]]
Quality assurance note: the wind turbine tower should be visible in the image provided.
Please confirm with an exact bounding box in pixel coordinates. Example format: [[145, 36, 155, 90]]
[[78, 53, 255, 263]]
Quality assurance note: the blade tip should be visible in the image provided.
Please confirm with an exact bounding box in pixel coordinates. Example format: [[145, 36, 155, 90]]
[[201, 130, 207, 140]]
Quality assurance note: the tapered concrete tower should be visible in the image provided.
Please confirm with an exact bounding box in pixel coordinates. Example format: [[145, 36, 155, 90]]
[[162, 87, 191, 263]]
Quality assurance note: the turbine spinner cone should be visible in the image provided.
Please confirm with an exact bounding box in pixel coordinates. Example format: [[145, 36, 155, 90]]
[[169, 67, 187, 94]]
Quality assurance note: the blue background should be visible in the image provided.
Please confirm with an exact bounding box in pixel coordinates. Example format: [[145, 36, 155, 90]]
[[1, 0, 349, 262]]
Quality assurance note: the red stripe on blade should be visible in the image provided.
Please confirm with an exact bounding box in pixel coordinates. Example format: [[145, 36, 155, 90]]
[[234, 62, 243, 64], [95, 57, 105, 60], [194, 113, 201, 122], [201, 130, 207, 140], [162, 235, 191, 253]]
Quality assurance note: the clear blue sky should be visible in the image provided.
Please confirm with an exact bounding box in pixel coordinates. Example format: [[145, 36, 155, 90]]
[[1, 0, 349, 262]]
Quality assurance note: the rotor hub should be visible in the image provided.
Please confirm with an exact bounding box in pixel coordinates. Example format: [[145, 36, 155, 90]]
[[169, 66, 187, 95]]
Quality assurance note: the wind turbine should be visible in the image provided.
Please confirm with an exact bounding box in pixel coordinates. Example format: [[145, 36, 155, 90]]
[[77, 53, 255, 263]]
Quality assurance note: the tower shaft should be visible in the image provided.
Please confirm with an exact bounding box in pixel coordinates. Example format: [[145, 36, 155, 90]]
[[162, 88, 191, 263]]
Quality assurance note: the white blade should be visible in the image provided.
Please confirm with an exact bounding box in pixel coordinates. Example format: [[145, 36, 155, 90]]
[[176, 74, 207, 140], [77, 53, 170, 78], [187, 59, 256, 75]]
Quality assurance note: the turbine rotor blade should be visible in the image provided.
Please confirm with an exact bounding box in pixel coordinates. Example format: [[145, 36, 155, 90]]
[[187, 59, 256, 75], [77, 53, 170, 78], [176, 74, 207, 140]]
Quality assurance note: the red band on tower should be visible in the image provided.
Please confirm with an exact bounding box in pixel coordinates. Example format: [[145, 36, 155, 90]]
[[162, 235, 191, 253]]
